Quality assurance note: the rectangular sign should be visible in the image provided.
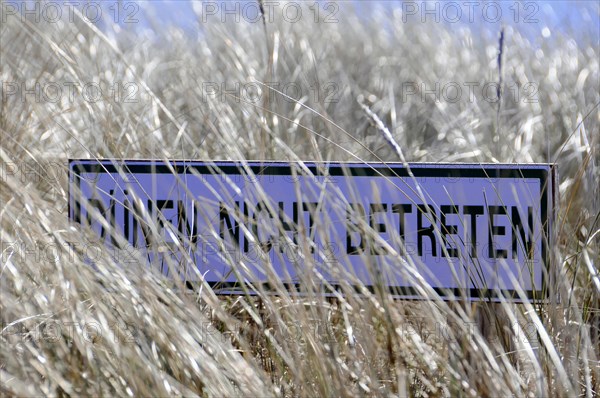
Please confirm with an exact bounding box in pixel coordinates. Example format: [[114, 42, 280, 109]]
[[69, 160, 556, 301]]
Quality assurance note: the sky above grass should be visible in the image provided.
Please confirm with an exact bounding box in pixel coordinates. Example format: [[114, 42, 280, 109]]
[[131, 0, 598, 40], [82, 0, 595, 59], [6, 1, 597, 44]]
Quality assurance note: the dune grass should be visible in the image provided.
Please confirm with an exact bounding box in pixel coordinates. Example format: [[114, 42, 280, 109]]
[[1, 2, 599, 396]]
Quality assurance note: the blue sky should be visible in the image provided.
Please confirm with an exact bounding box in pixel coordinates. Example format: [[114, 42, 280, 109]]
[[126, 1, 598, 41], [7, 1, 596, 44]]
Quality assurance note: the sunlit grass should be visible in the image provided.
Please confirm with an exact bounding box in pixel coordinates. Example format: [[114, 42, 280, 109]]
[[1, 2, 598, 397]]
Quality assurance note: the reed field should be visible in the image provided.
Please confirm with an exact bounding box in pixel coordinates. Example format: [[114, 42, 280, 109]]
[[1, 1, 599, 396]]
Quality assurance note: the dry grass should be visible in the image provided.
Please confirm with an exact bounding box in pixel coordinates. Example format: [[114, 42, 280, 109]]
[[1, 1, 599, 397]]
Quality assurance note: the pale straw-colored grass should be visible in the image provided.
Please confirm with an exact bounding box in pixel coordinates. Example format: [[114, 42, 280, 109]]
[[1, 2, 598, 396]]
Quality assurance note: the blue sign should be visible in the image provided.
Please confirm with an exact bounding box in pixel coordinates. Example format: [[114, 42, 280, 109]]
[[69, 160, 556, 301]]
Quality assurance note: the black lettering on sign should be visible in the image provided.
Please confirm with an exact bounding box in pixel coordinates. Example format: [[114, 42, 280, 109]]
[[219, 201, 240, 246], [86, 198, 109, 240], [346, 203, 366, 254], [463, 205, 484, 258], [511, 206, 534, 260], [488, 206, 508, 259], [417, 204, 437, 257], [146, 199, 198, 247], [300, 202, 320, 253], [253, 201, 274, 253], [278, 201, 298, 253], [440, 205, 458, 258], [369, 203, 387, 255], [391, 204, 412, 241]]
